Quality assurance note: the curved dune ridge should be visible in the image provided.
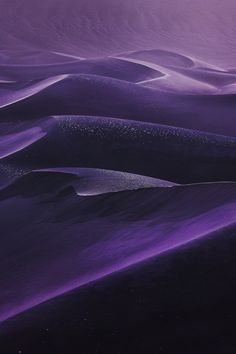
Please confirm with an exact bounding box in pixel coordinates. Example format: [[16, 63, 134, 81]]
[[1, 177, 236, 322], [0, 3, 236, 347], [2, 115, 236, 185], [2, 69, 236, 136], [0, 168, 177, 198]]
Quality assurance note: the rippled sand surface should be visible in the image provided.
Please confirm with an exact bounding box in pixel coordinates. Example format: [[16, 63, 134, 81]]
[[1, 1, 236, 353]]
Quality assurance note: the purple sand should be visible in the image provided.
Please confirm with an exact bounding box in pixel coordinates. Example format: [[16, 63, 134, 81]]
[[1, 1, 236, 353]]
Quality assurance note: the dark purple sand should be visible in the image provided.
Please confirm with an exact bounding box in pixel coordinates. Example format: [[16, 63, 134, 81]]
[[1, 178, 236, 322], [1, 0, 236, 353], [1, 223, 236, 354], [2, 115, 236, 185]]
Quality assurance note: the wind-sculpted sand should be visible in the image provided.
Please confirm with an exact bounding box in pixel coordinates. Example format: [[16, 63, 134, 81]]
[[1, 1, 236, 353]]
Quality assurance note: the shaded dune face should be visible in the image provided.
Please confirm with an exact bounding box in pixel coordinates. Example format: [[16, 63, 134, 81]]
[[2, 115, 236, 184], [2, 222, 236, 354], [0, 57, 161, 82], [1, 178, 236, 322], [0, 2, 236, 352], [1, 70, 236, 136]]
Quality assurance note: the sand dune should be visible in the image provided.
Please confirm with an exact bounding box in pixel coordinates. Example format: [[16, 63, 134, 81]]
[[1, 2, 236, 352], [1, 176, 236, 322]]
